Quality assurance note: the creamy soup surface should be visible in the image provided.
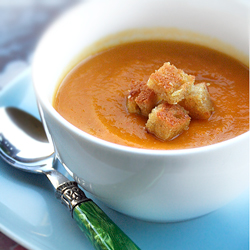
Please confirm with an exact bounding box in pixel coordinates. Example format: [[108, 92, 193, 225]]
[[53, 40, 249, 149]]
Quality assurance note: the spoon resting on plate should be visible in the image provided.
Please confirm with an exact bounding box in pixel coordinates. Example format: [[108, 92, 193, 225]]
[[0, 107, 140, 250]]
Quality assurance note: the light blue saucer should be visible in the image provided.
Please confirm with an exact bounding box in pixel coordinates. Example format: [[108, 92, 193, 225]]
[[0, 69, 248, 250]]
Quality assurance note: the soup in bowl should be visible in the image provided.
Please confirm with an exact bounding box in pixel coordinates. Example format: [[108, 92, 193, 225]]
[[32, 0, 249, 222]]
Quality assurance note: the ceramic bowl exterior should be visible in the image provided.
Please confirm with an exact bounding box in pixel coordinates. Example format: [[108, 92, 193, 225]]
[[32, 0, 249, 222]]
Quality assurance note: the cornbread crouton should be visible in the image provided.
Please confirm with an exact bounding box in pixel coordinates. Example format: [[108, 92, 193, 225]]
[[180, 82, 214, 119], [127, 80, 157, 116], [146, 103, 191, 141], [147, 62, 195, 104]]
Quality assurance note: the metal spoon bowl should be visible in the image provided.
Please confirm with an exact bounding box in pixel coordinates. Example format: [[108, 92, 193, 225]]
[[0, 107, 54, 167], [0, 107, 67, 187], [0, 107, 140, 250]]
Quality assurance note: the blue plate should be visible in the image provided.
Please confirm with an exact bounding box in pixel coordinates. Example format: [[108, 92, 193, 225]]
[[0, 69, 249, 250]]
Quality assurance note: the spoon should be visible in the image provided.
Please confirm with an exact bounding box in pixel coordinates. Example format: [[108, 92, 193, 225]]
[[0, 107, 140, 250]]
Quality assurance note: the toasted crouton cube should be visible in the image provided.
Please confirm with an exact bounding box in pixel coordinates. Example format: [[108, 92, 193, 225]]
[[180, 82, 214, 119], [127, 80, 157, 116], [126, 81, 141, 114], [147, 62, 195, 104], [146, 103, 191, 141]]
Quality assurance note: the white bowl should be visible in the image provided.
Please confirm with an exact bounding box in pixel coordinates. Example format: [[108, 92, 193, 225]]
[[32, 0, 249, 222]]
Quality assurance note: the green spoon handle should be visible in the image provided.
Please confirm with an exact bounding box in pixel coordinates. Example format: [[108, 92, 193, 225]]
[[56, 181, 140, 250], [73, 201, 140, 250]]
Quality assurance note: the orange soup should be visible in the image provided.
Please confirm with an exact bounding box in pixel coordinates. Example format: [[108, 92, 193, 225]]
[[53, 40, 249, 149]]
